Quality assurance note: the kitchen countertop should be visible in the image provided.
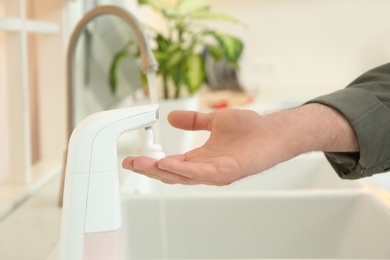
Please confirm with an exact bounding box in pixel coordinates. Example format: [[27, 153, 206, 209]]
[[0, 176, 62, 260]]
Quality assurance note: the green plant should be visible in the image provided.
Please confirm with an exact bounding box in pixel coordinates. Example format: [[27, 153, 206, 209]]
[[109, 0, 244, 99]]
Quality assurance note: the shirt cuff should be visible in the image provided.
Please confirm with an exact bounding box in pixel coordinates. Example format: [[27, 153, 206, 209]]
[[306, 87, 390, 179]]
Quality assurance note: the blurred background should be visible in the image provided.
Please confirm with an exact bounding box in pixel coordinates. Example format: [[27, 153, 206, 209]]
[[2, 0, 390, 259], [2, 0, 390, 211], [206, 0, 390, 96]]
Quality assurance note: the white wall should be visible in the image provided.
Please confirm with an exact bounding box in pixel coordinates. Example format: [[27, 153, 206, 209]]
[[203, 0, 390, 99]]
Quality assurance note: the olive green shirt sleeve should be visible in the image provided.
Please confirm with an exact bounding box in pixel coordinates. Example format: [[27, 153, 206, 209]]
[[306, 63, 390, 179]]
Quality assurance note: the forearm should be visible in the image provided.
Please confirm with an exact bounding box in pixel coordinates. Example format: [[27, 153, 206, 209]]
[[266, 103, 359, 157], [305, 63, 390, 179]]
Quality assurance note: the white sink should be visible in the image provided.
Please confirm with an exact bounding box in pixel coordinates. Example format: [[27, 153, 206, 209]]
[[121, 190, 390, 259], [48, 149, 388, 260]]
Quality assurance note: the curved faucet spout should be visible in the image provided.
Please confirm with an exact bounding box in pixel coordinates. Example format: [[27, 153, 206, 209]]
[[66, 5, 158, 138]]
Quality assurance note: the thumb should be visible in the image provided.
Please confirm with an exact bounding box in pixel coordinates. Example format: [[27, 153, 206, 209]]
[[167, 110, 212, 131]]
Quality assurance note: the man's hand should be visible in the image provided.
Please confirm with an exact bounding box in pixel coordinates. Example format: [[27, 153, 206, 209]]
[[122, 104, 359, 185]]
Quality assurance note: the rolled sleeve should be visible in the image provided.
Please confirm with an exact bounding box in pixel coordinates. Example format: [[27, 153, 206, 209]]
[[307, 63, 390, 179]]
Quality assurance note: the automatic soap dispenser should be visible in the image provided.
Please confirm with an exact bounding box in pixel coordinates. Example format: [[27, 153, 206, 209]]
[[58, 104, 161, 260]]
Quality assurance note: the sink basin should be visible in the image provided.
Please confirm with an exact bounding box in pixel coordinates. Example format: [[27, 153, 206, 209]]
[[121, 190, 390, 259], [48, 154, 389, 260], [48, 143, 387, 260], [115, 151, 386, 260]]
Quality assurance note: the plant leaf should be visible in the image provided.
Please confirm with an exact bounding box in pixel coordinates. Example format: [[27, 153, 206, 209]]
[[153, 50, 168, 75], [138, 0, 178, 18], [205, 44, 224, 61], [165, 41, 182, 54], [155, 33, 170, 51], [185, 54, 205, 93], [210, 32, 244, 64], [153, 51, 166, 64], [176, 0, 209, 16], [109, 48, 128, 95], [138, 0, 173, 13], [171, 58, 186, 98], [153, 41, 183, 74], [165, 50, 185, 70]]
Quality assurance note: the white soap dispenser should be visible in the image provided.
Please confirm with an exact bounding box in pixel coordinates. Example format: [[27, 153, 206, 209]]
[[59, 104, 160, 260]]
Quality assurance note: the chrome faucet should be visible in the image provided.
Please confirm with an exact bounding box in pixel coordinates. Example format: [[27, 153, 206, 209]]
[[66, 5, 158, 140]]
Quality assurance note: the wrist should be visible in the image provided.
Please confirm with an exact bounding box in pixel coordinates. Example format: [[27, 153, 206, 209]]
[[266, 103, 359, 156]]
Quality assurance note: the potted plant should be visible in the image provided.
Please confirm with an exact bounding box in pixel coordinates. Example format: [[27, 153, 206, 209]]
[[109, 0, 244, 100], [109, 0, 244, 154]]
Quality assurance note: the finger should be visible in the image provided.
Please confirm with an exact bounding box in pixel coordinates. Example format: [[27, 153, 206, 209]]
[[157, 157, 217, 182], [133, 157, 201, 185], [158, 156, 239, 186], [123, 156, 199, 185], [130, 167, 176, 184], [122, 155, 184, 170], [168, 110, 212, 131]]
